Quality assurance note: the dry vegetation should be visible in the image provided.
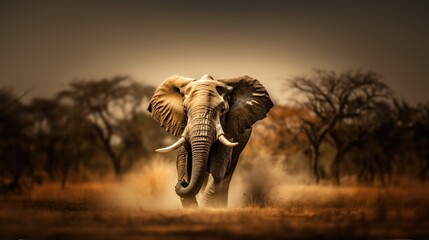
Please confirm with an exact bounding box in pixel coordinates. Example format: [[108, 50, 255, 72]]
[[1, 159, 429, 240]]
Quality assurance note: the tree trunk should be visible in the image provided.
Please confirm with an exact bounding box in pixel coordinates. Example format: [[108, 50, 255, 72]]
[[311, 146, 320, 184], [420, 158, 429, 183], [111, 156, 122, 178], [61, 169, 68, 189], [332, 149, 344, 185], [102, 138, 122, 178], [46, 141, 56, 180]]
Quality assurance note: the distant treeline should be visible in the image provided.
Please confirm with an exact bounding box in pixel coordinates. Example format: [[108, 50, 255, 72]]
[[1, 70, 428, 191], [0, 76, 170, 191]]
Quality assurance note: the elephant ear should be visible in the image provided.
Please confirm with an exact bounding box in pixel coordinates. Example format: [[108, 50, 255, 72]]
[[219, 75, 274, 138], [148, 75, 194, 136]]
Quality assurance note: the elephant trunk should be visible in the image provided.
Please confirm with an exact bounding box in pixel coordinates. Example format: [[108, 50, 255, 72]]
[[175, 116, 214, 198]]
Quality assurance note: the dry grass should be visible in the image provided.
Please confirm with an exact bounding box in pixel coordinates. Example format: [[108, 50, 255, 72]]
[[1, 179, 429, 239], [1, 159, 428, 239]]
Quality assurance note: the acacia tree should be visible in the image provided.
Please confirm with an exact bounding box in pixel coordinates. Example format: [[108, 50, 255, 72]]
[[29, 98, 69, 180], [0, 88, 33, 191], [415, 103, 429, 182], [59, 76, 155, 178], [289, 70, 391, 183]]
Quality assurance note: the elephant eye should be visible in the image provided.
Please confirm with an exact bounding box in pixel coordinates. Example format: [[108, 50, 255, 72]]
[[220, 103, 228, 114], [216, 86, 226, 96]]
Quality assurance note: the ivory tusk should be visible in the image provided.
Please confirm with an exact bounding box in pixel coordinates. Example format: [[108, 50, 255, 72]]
[[155, 137, 186, 153], [218, 134, 238, 147], [215, 123, 238, 147]]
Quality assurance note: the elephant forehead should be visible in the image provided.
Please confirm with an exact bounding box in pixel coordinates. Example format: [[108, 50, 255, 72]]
[[189, 80, 226, 89], [200, 74, 214, 80], [183, 80, 228, 98]]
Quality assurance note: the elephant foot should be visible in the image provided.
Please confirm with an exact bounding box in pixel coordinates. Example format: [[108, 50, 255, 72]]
[[180, 197, 198, 208], [176, 179, 198, 208], [205, 196, 228, 208]]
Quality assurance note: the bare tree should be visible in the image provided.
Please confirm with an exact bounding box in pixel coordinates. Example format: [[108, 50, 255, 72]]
[[329, 83, 391, 184], [349, 101, 393, 185], [416, 104, 429, 182], [402, 101, 429, 182], [289, 70, 391, 183]]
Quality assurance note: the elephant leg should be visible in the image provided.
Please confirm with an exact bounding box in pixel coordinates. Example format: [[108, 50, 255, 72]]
[[177, 144, 198, 208], [204, 129, 252, 207], [204, 174, 230, 207], [225, 128, 252, 178], [207, 149, 246, 207], [218, 129, 252, 206], [203, 142, 232, 207]]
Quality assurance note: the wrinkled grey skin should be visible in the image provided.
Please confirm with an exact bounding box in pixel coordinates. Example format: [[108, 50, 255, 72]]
[[148, 75, 273, 208]]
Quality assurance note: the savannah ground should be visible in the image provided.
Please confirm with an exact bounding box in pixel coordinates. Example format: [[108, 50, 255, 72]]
[[1, 161, 429, 239]]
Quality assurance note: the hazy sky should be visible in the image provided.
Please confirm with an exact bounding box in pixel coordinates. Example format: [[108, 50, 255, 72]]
[[1, 0, 428, 103]]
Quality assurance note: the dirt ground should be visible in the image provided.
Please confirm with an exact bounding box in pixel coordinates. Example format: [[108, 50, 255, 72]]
[[1, 182, 429, 240]]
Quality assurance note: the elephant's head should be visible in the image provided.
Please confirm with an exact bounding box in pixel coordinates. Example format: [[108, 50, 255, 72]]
[[148, 74, 273, 198]]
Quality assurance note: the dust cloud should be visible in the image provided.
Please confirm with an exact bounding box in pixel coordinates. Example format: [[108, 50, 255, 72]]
[[106, 148, 425, 211], [229, 154, 311, 208], [106, 153, 313, 209], [106, 157, 182, 210]]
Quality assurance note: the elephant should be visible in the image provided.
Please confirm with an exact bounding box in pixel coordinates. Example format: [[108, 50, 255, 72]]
[[148, 74, 273, 208]]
